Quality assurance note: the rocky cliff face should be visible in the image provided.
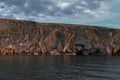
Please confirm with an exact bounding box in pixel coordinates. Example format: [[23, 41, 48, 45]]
[[0, 18, 120, 56]]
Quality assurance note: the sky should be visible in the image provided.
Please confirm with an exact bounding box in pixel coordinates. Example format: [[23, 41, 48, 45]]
[[0, 0, 120, 28]]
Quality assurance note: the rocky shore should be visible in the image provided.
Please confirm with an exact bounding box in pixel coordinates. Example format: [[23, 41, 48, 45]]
[[0, 18, 120, 56]]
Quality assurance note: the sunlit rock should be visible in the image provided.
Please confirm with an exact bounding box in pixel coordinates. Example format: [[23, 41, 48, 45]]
[[0, 18, 119, 56]]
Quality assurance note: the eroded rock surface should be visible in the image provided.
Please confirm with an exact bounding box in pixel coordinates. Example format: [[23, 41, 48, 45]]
[[0, 18, 120, 56]]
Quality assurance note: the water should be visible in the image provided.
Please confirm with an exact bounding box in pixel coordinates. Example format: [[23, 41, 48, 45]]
[[0, 56, 120, 80]]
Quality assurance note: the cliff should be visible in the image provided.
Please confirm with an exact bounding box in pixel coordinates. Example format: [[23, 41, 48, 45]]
[[0, 18, 120, 56]]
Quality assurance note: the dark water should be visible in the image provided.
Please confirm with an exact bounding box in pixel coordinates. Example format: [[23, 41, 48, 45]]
[[0, 56, 120, 80]]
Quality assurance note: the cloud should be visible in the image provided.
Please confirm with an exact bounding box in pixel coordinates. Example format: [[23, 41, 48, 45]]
[[0, 0, 118, 23]]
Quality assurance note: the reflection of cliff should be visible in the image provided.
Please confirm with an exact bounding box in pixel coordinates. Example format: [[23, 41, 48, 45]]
[[0, 18, 120, 56]]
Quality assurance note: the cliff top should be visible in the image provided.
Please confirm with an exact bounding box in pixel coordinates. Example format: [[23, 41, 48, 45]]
[[0, 18, 118, 30]]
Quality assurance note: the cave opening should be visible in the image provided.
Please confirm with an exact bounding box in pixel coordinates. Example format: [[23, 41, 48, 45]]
[[76, 50, 83, 55]]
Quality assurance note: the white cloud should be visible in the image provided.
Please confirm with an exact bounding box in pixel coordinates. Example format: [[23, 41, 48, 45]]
[[0, 0, 118, 23], [81, 1, 88, 6], [58, 2, 70, 9]]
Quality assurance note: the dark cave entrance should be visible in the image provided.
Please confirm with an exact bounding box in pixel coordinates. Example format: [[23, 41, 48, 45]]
[[76, 50, 83, 55]]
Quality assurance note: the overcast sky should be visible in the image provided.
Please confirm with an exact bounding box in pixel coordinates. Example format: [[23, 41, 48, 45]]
[[0, 0, 120, 28]]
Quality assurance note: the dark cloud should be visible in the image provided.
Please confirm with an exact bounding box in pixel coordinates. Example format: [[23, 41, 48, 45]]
[[6, 0, 26, 6], [0, 0, 116, 22]]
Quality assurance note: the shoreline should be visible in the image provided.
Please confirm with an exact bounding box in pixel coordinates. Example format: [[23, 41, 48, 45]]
[[0, 52, 120, 56]]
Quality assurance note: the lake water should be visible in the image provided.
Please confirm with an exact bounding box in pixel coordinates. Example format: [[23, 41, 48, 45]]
[[0, 56, 120, 80]]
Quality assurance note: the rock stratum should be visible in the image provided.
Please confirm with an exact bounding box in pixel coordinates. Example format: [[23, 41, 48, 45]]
[[0, 18, 120, 56]]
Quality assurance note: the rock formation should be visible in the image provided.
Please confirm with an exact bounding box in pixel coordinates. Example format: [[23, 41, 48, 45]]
[[0, 18, 120, 56]]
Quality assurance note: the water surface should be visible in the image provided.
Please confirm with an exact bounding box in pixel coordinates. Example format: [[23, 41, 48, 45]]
[[0, 56, 120, 80]]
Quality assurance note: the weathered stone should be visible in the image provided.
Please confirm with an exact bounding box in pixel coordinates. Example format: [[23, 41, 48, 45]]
[[49, 49, 61, 55], [0, 18, 119, 56], [66, 49, 73, 53], [105, 47, 112, 56], [82, 50, 89, 55], [34, 53, 39, 56]]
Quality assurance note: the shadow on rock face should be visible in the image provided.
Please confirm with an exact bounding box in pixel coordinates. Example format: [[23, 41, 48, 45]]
[[76, 51, 83, 55]]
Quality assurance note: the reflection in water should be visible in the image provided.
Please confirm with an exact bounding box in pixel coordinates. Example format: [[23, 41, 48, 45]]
[[0, 56, 120, 80]]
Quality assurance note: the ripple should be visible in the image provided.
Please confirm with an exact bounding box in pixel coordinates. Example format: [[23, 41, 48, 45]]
[[0, 56, 120, 80]]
